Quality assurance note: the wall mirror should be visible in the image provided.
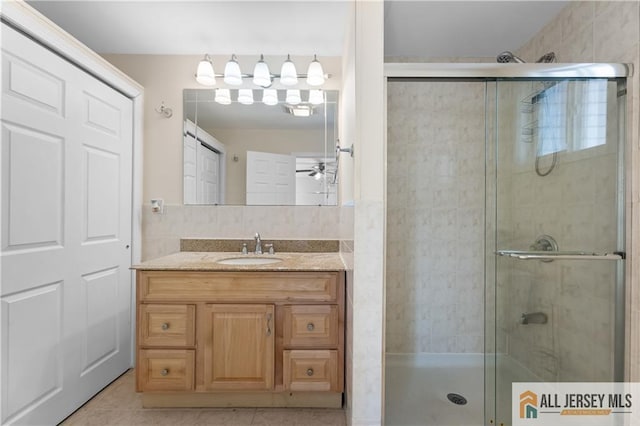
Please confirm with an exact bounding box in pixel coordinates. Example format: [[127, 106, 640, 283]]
[[183, 89, 338, 206]]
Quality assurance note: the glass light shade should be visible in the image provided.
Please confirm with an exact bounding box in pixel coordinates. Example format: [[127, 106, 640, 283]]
[[238, 89, 254, 105], [253, 55, 272, 87], [224, 55, 243, 86], [195, 57, 216, 86], [308, 89, 324, 105], [306, 55, 325, 86], [279, 55, 298, 86], [262, 89, 278, 106], [286, 89, 301, 105], [214, 88, 231, 105]]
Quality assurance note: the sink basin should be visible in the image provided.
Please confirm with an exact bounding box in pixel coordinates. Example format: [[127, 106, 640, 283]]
[[216, 257, 283, 266]]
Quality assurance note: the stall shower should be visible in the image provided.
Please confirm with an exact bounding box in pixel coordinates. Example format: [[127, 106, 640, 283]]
[[384, 64, 629, 426]]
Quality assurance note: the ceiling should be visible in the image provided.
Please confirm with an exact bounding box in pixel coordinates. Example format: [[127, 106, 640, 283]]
[[26, 1, 350, 56], [27, 1, 568, 59], [384, 1, 568, 59]]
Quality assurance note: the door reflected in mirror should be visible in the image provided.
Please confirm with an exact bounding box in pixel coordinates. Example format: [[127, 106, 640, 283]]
[[183, 89, 338, 206]]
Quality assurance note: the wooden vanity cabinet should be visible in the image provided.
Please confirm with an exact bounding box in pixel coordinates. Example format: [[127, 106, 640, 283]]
[[135, 270, 345, 408]]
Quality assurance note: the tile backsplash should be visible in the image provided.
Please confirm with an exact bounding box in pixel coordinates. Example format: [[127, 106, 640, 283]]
[[142, 204, 349, 261]]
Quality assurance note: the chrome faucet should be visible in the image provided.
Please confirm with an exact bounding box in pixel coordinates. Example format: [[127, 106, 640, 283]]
[[254, 232, 262, 254]]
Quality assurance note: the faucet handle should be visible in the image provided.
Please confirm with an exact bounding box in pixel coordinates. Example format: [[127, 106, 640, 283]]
[[241, 243, 248, 255], [264, 243, 274, 255]]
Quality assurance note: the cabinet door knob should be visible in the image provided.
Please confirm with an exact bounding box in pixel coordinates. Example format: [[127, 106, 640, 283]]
[[160, 369, 169, 376], [306, 368, 314, 377], [161, 322, 170, 330], [306, 322, 315, 331]]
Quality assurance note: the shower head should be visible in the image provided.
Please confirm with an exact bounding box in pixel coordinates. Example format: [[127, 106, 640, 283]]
[[536, 52, 556, 63], [496, 51, 525, 63]]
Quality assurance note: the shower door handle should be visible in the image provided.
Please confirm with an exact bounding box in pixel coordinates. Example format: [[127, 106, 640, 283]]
[[496, 250, 625, 261]]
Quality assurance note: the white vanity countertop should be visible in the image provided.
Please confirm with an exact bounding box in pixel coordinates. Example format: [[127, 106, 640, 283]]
[[132, 251, 346, 272]]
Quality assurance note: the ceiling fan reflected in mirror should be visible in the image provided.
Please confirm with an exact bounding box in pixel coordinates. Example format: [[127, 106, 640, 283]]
[[296, 162, 326, 179]]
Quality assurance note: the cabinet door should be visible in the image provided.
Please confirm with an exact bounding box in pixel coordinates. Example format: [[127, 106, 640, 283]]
[[203, 304, 274, 390]]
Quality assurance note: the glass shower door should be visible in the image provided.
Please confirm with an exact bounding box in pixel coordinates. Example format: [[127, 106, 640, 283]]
[[488, 78, 626, 426]]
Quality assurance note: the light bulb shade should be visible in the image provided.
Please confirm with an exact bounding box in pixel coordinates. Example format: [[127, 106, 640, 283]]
[[253, 56, 272, 87], [262, 89, 278, 106], [214, 88, 231, 105], [286, 89, 301, 105], [196, 57, 216, 86], [279, 55, 298, 86], [224, 56, 243, 86], [306, 56, 325, 86], [238, 89, 254, 105], [308, 89, 324, 105]]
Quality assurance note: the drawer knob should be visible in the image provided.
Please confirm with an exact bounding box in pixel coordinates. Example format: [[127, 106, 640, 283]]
[[306, 368, 314, 377], [307, 322, 315, 331], [160, 369, 169, 376], [161, 322, 170, 330]]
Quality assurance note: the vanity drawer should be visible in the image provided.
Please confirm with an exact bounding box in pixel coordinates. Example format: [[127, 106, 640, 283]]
[[137, 349, 195, 392], [283, 350, 339, 392], [138, 271, 339, 303], [283, 305, 339, 347], [139, 304, 195, 347]]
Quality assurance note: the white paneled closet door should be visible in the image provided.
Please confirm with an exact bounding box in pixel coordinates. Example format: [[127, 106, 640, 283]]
[[246, 151, 295, 205], [1, 24, 133, 425]]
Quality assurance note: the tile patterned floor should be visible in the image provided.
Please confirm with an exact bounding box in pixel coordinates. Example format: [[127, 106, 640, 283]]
[[60, 370, 346, 426]]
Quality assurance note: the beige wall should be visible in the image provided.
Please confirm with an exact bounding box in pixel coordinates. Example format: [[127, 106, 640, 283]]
[[204, 127, 324, 205], [515, 0, 640, 382], [102, 54, 342, 205]]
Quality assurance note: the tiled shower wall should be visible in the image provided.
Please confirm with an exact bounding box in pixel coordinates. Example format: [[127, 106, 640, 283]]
[[386, 81, 485, 353], [141, 205, 349, 261], [513, 0, 640, 382]]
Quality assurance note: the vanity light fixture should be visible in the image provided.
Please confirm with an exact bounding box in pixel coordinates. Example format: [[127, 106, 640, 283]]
[[262, 89, 279, 106], [308, 89, 324, 105], [214, 88, 232, 105], [195, 54, 216, 86], [195, 54, 329, 88], [237, 89, 254, 105], [214, 89, 321, 111], [224, 54, 243, 86], [306, 55, 325, 86], [286, 89, 301, 105], [252, 55, 272, 87], [279, 54, 298, 86]]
